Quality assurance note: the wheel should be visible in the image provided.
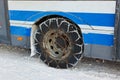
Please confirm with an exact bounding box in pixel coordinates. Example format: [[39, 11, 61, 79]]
[[33, 15, 84, 69]]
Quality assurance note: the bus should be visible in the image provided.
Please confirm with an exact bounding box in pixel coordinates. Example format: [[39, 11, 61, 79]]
[[0, 0, 120, 68]]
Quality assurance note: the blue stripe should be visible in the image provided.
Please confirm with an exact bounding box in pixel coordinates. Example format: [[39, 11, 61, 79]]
[[9, 10, 39, 21], [10, 26, 113, 46], [9, 10, 115, 27], [10, 26, 31, 36], [83, 33, 113, 46], [72, 13, 115, 27]]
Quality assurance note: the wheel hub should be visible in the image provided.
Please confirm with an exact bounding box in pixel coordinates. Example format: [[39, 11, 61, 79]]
[[43, 29, 71, 60]]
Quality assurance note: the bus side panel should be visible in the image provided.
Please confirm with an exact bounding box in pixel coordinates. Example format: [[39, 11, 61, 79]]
[[9, 1, 116, 61], [10, 26, 31, 48], [91, 45, 114, 60], [83, 33, 114, 60], [84, 45, 114, 60], [10, 35, 30, 48]]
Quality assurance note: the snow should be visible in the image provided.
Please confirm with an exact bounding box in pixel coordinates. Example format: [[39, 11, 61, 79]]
[[0, 44, 120, 80]]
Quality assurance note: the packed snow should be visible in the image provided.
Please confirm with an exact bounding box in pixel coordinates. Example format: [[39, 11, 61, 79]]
[[0, 44, 120, 80]]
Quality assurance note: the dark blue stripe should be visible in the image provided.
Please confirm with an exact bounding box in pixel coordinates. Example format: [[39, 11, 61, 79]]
[[83, 33, 113, 46], [10, 26, 113, 46], [9, 10, 40, 21], [10, 26, 31, 36], [72, 13, 115, 27], [9, 10, 115, 27]]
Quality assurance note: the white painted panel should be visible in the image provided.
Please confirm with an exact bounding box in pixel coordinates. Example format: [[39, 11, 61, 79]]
[[8, 1, 116, 13]]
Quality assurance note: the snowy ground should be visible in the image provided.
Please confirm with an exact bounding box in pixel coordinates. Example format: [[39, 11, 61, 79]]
[[0, 44, 120, 80]]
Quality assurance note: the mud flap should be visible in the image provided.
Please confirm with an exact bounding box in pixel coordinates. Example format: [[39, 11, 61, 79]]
[[30, 24, 38, 57]]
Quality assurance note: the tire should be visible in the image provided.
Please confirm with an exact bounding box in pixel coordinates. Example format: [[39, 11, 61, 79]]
[[34, 15, 84, 69]]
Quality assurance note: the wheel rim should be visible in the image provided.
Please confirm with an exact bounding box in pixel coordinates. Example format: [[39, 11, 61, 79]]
[[43, 29, 72, 60]]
